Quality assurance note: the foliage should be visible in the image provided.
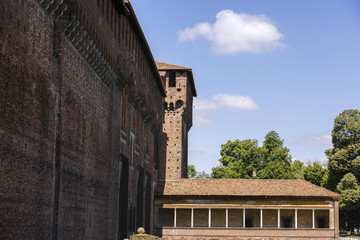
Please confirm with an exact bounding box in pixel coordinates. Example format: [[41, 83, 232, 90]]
[[336, 173, 359, 192], [212, 139, 261, 179], [187, 164, 197, 178], [187, 164, 211, 179], [326, 109, 360, 190], [326, 109, 360, 228], [258, 131, 294, 179], [291, 160, 305, 179], [212, 131, 296, 179], [336, 173, 360, 211], [196, 171, 211, 179], [303, 162, 328, 187]]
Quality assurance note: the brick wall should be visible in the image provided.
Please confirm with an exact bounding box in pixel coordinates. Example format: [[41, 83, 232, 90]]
[[160, 70, 194, 181], [0, 0, 165, 239], [161, 228, 336, 240], [0, 1, 58, 239]]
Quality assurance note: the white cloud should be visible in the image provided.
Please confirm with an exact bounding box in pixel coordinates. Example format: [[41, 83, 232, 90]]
[[212, 93, 258, 110], [178, 10, 284, 54], [189, 150, 206, 156], [193, 94, 258, 127], [193, 98, 218, 110], [295, 134, 332, 147], [194, 111, 213, 126]]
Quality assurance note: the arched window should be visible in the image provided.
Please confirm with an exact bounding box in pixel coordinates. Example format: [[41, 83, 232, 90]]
[[175, 100, 183, 109], [169, 103, 174, 111]]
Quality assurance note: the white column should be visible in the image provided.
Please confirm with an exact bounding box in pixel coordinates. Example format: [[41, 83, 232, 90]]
[[226, 208, 229, 228], [295, 209, 298, 229], [191, 208, 194, 228], [278, 209, 280, 228], [208, 208, 211, 228], [260, 209, 263, 228], [312, 209, 315, 229], [243, 209, 246, 228], [174, 208, 177, 228]]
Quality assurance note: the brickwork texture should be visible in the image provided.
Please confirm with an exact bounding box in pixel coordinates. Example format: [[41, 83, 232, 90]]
[[1, 0, 165, 239]]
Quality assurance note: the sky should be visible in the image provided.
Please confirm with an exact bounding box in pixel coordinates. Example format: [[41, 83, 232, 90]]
[[131, 0, 360, 174]]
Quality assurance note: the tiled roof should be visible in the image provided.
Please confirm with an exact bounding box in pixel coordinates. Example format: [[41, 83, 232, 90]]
[[156, 61, 191, 70], [155, 61, 197, 96], [158, 179, 340, 200]]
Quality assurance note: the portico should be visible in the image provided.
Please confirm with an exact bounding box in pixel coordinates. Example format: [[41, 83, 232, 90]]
[[158, 207, 331, 229], [155, 178, 340, 239]]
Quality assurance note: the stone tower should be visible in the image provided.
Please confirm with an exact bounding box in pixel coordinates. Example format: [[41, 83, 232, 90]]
[[156, 62, 197, 181]]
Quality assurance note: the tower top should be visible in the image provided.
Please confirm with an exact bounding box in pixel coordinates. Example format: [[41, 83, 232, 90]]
[[156, 61, 197, 97]]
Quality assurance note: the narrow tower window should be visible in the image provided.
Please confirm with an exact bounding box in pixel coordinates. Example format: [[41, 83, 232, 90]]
[[169, 71, 176, 87]]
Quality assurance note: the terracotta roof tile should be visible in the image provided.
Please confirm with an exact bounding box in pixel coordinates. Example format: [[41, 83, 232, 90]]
[[159, 179, 340, 200], [155, 61, 191, 70], [155, 61, 197, 97]]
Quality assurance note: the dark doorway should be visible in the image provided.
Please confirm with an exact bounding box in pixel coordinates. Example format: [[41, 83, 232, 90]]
[[245, 218, 252, 227], [318, 218, 325, 228], [283, 218, 291, 228], [145, 172, 151, 231], [118, 155, 129, 239], [136, 167, 144, 228]]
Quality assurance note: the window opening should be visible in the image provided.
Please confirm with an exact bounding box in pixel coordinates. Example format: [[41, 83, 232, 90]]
[[245, 218, 252, 227], [283, 218, 291, 228], [121, 89, 127, 128], [169, 71, 176, 87]]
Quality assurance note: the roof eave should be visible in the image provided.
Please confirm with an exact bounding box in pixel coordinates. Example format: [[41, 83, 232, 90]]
[[156, 194, 340, 201]]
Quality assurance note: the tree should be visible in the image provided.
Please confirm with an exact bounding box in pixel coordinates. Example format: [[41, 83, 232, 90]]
[[337, 172, 359, 193], [326, 109, 360, 229], [257, 131, 294, 179], [187, 164, 197, 179], [303, 163, 328, 187], [212, 131, 295, 179], [212, 139, 261, 179], [326, 109, 360, 190], [291, 160, 305, 179], [196, 171, 211, 179], [336, 173, 360, 229], [188, 164, 211, 179]]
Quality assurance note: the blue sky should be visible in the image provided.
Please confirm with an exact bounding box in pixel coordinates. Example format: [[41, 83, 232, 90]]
[[131, 0, 360, 173]]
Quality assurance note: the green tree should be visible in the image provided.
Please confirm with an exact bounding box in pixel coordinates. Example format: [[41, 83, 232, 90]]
[[257, 131, 294, 179], [212, 131, 295, 179], [187, 164, 211, 179], [196, 171, 211, 179], [187, 164, 197, 179], [326, 109, 360, 190], [291, 160, 305, 179], [326, 109, 360, 229], [303, 163, 328, 187], [212, 139, 261, 179], [336, 173, 360, 228]]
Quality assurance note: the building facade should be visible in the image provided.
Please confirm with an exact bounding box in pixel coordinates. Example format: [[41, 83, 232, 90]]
[[1, 0, 165, 239]]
